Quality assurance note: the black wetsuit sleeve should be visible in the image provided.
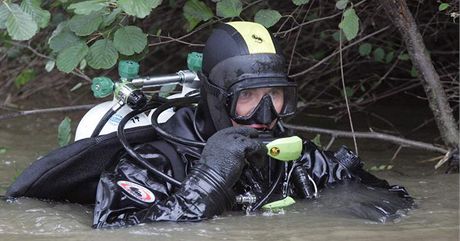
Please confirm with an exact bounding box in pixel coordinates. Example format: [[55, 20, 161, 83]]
[[92, 144, 233, 228]]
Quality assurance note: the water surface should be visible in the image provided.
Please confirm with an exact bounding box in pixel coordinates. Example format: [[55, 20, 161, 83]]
[[0, 111, 458, 241]]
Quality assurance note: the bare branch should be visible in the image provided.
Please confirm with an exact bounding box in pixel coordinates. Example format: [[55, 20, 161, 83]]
[[284, 123, 448, 154], [0, 104, 95, 121]]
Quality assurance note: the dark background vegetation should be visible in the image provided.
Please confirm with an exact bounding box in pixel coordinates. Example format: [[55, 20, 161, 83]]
[[0, 0, 458, 162]]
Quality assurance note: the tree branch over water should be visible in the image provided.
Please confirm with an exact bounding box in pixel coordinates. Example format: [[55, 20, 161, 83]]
[[0, 105, 95, 121], [284, 123, 448, 154]]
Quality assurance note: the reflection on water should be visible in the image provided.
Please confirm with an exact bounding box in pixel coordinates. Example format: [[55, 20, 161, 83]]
[[0, 113, 458, 241]]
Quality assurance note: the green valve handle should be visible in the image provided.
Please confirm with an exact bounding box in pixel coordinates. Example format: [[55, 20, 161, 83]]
[[266, 136, 303, 161], [262, 196, 296, 211], [119, 60, 139, 80], [187, 52, 202, 72], [91, 77, 114, 98]]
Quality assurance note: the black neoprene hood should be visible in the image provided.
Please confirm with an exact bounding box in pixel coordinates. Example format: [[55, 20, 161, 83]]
[[200, 22, 297, 131]]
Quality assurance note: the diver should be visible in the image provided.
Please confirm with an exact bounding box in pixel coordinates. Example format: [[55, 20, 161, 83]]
[[6, 21, 414, 228]]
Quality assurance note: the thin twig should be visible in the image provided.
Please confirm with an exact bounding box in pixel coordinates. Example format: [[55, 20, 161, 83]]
[[0, 104, 95, 120], [292, 26, 390, 80], [149, 35, 205, 47], [284, 123, 448, 154], [287, 3, 312, 74], [325, 136, 336, 150], [274, 0, 367, 36], [390, 145, 403, 161], [339, 25, 359, 155], [148, 21, 215, 47], [5, 40, 92, 82]]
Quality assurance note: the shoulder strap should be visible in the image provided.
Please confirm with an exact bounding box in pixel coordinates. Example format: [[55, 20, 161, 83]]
[[150, 141, 186, 182]]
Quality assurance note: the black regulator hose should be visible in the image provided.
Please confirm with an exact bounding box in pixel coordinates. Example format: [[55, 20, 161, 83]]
[[90, 108, 116, 137], [150, 96, 206, 148], [250, 162, 284, 211], [117, 100, 182, 187]]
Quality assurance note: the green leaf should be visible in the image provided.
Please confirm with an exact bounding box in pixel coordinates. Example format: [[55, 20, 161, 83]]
[[0, 3, 8, 29], [118, 0, 161, 18], [159, 84, 177, 97], [184, 0, 213, 21], [311, 134, 321, 147], [49, 30, 81, 52], [6, 4, 38, 41], [358, 43, 372, 56], [385, 51, 394, 63], [319, 31, 327, 40], [306, 12, 317, 21], [45, 60, 55, 72], [398, 53, 410, 61], [69, 11, 103, 36], [58, 117, 72, 147], [439, 3, 449, 11], [20, 0, 51, 28], [15, 68, 36, 88], [410, 66, 418, 77], [369, 166, 378, 171], [68, 0, 108, 15], [102, 8, 122, 27], [342, 86, 355, 97], [312, 50, 325, 60], [0, 147, 6, 154], [87, 39, 118, 69], [292, 0, 310, 6], [335, 0, 348, 10], [56, 41, 89, 73], [183, 0, 213, 31], [254, 9, 282, 28], [373, 47, 385, 62], [332, 31, 343, 42], [113, 26, 147, 56], [338, 8, 359, 41], [48, 22, 81, 52], [359, 82, 365, 91], [216, 0, 242, 18]]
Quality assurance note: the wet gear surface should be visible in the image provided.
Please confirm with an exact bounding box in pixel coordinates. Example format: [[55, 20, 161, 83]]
[[6, 106, 415, 228]]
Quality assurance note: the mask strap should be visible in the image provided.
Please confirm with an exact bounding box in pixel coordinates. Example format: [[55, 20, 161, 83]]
[[199, 72, 227, 98]]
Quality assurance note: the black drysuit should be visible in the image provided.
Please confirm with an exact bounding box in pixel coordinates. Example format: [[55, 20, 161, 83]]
[[6, 105, 414, 228], [91, 106, 414, 228]]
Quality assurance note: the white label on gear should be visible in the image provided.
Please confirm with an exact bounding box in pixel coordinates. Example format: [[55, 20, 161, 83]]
[[117, 180, 156, 203]]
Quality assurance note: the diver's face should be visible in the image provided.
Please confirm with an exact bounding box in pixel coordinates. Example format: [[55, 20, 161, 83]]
[[231, 87, 284, 129]]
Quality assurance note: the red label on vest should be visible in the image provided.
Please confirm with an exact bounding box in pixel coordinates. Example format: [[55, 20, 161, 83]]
[[117, 180, 155, 203]]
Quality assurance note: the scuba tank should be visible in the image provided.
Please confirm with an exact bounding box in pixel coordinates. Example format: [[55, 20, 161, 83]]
[[75, 53, 202, 141]]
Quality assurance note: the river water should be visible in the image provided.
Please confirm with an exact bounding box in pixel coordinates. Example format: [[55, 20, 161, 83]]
[[0, 108, 458, 241]]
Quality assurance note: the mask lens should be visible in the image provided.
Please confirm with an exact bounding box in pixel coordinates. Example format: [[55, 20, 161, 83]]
[[230, 86, 296, 118]]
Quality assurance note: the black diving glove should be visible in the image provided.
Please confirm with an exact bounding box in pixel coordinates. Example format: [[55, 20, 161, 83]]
[[199, 126, 267, 189]]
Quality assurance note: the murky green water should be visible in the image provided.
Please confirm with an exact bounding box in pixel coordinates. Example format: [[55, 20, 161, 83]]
[[0, 110, 458, 241]]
